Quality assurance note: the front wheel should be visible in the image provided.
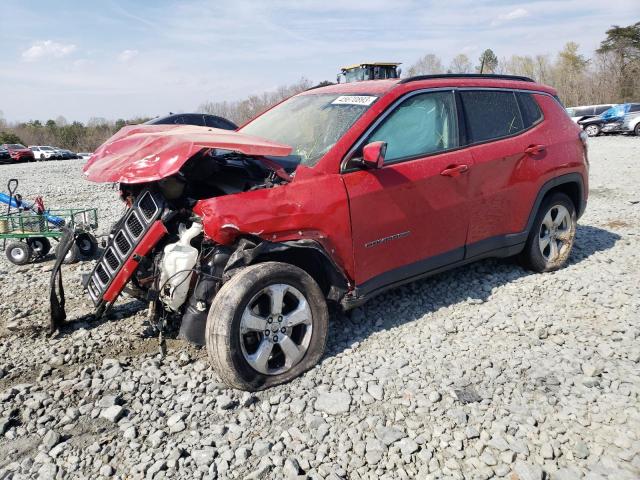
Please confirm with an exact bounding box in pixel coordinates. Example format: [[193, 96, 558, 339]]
[[519, 192, 577, 272], [634, 123, 640, 136], [206, 262, 328, 391], [584, 124, 600, 137]]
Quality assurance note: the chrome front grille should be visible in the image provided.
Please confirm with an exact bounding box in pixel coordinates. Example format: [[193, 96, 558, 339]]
[[85, 190, 163, 305], [114, 231, 132, 256], [126, 212, 144, 238], [104, 248, 120, 272]]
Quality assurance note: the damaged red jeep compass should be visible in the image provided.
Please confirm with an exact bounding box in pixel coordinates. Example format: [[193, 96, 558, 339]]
[[51, 74, 588, 391]]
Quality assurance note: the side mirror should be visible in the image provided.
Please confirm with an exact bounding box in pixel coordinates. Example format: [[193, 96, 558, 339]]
[[361, 141, 386, 169]]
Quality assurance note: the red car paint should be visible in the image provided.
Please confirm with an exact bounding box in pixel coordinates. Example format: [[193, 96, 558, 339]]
[[102, 220, 168, 302], [85, 76, 588, 297], [83, 124, 292, 184], [2, 144, 35, 162]]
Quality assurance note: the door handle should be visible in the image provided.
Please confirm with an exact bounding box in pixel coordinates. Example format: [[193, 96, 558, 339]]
[[440, 164, 469, 177], [525, 144, 546, 155]]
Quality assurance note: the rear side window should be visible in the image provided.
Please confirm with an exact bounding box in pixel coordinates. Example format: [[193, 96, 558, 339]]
[[516, 93, 543, 127], [629, 104, 640, 112], [460, 90, 523, 143]]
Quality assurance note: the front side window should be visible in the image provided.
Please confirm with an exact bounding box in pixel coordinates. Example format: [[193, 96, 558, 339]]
[[461, 90, 524, 143], [240, 93, 376, 167], [365, 91, 459, 163]]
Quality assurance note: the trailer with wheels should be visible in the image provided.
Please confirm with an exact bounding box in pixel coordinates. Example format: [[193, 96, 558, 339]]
[[0, 179, 99, 265]]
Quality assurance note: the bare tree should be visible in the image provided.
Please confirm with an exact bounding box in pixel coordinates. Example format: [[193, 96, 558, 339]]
[[406, 54, 444, 77], [449, 54, 472, 73], [199, 77, 313, 125]]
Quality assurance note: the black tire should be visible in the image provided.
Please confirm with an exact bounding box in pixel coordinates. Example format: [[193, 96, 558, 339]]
[[5, 242, 32, 265], [27, 237, 51, 257], [519, 192, 577, 272], [206, 261, 329, 391], [76, 232, 98, 258], [584, 124, 600, 137], [56, 240, 80, 264], [40, 154, 46, 161], [634, 123, 640, 136]]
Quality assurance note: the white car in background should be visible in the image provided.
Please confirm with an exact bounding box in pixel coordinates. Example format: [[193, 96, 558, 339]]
[[29, 145, 60, 160], [566, 104, 615, 123], [77, 152, 93, 160]]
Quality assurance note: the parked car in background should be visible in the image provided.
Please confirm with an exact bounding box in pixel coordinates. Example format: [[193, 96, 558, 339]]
[[579, 103, 640, 136], [1, 144, 35, 162], [71, 74, 589, 390], [566, 104, 615, 123], [0, 147, 11, 164], [77, 152, 92, 160], [56, 149, 78, 160], [145, 113, 238, 130], [29, 145, 60, 160], [621, 107, 640, 136]]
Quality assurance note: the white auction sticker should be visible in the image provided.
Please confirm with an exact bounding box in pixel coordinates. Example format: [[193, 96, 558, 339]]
[[331, 95, 377, 106]]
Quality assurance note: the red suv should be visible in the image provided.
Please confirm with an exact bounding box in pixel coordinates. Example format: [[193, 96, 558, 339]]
[[52, 74, 588, 390]]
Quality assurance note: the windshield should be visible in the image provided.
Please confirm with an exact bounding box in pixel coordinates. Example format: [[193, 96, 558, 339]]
[[7, 144, 25, 149], [239, 93, 376, 168]]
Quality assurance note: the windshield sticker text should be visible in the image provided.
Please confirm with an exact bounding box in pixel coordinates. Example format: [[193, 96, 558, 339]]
[[332, 96, 377, 106]]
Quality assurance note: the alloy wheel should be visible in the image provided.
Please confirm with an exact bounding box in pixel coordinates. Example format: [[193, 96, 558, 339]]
[[239, 283, 313, 375], [585, 125, 599, 136], [538, 204, 574, 264]]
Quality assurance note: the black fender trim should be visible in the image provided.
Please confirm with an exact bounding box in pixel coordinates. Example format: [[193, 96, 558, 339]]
[[223, 237, 351, 303]]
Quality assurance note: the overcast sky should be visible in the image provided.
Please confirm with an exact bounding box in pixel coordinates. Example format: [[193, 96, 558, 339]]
[[0, 0, 637, 123]]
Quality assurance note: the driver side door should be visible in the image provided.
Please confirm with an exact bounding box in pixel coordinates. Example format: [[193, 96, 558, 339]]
[[342, 90, 472, 294]]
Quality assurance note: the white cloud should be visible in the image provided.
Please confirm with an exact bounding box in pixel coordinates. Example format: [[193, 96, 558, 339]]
[[117, 49, 139, 62], [491, 7, 529, 26], [21, 40, 77, 62]]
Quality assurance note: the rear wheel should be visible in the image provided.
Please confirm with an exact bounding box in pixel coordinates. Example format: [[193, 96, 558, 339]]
[[634, 123, 640, 136], [519, 192, 577, 272], [206, 261, 328, 391], [5, 242, 32, 265], [27, 237, 51, 257], [585, 124, 600, 137]]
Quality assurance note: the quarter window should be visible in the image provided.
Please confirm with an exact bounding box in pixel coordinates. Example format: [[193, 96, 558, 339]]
[[517, 93, 543, 127], [461, 90, 523, 143], [365, 91, 459, 163]]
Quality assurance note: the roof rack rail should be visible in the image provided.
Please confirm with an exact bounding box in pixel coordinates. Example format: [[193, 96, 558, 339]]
[[398, 73, 535, 84]]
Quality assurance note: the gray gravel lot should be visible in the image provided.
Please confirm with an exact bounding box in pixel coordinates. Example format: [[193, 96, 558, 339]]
[[0, 136, 639, 479]]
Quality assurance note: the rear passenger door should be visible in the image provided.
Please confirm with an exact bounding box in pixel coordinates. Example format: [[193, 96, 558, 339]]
[[460, 90, 545, 257]]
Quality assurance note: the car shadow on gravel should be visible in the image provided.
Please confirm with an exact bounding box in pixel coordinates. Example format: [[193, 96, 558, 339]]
[[567, 225, 621, 265], [324, 224, 620, 356]]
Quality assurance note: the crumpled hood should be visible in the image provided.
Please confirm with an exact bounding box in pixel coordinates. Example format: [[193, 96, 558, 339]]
[[82, 124, 293, 184]]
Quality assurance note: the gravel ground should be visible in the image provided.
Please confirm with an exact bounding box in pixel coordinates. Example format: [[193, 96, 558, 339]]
[[0, 136, 639, 480]]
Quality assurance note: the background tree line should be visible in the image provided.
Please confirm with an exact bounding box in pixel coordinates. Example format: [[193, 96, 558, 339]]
[[1, 21, 638, 151]]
